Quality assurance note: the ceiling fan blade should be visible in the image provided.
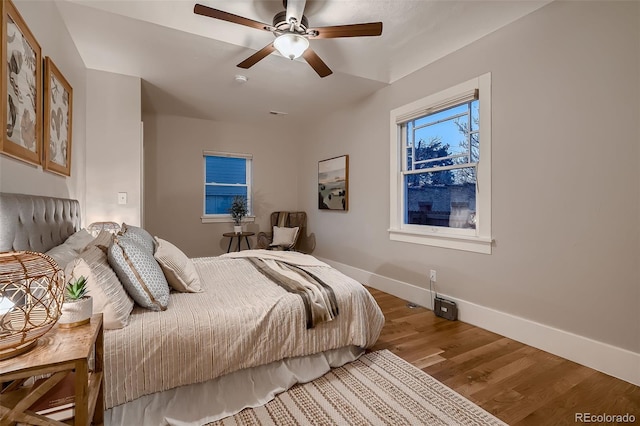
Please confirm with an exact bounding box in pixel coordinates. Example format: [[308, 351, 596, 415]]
[[237, 43, 276, 69], [302, 48, 333, 78], [308, 22, 383, 39], [285, 0, 307, 26], [194, 4, 271, 32]]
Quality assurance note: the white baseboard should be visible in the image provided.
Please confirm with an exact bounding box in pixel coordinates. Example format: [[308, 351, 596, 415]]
[[318, 257, 640, 387]]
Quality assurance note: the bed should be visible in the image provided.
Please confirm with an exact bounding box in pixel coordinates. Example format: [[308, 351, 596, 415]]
[[0, 193, 385, 425]]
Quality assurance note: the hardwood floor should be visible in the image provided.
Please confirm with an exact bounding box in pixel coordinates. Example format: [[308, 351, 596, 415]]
[[367, 287, 640, 425]]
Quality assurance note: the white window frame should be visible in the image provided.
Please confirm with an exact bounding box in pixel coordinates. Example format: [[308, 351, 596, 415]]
[[201, 150, 256, 224], [389, 73, 492, 254]]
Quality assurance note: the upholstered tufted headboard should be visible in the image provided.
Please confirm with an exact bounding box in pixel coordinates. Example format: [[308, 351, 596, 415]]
[[0, 193, 81, 252]]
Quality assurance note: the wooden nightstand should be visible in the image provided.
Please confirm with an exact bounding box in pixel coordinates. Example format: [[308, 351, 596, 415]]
[[0, 313, 104, 426]]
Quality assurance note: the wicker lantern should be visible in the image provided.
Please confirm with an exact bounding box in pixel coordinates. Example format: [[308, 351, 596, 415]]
[[0, 251, 64, 360]]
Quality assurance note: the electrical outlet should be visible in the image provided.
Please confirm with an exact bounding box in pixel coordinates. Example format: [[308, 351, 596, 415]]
[[430, 269, 437, 282], [117, 192, 128, 205]]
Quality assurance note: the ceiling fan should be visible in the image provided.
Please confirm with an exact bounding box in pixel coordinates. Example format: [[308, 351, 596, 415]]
[[193, 0, 383, 78]]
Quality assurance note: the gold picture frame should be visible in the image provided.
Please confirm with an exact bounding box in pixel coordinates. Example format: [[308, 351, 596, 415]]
[[43, 57, 72, 176], [0, 0, 42, 166], [318, 155, 349, 211]]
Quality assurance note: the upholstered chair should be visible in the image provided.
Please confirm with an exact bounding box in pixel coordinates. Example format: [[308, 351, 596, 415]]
[[257, 212, 308, 252]]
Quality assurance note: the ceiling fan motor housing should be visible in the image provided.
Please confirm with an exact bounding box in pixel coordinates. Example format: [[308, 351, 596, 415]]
[[273, 10, 308, 32]]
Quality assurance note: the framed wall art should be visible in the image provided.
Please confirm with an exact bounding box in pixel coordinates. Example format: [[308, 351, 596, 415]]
[[0, 0, 42, 166], [43, 57, 73, 176], [318, 155, 349, 211]]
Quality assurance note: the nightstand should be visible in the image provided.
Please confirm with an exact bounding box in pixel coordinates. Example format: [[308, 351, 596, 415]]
[[0, 313, 104, 425]]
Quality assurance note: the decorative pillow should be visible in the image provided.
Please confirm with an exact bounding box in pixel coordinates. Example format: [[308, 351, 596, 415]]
[[120, 223, 155, 255], [66, 246, 134, 329], [270, 226, 300, 249], [86, 230, 114, 250], [108, 235, 170, 311], [45, 244, 78, 269], [64, 229, 95, 252], [153, 237, 202, 293], [46, 229, 96, 269]]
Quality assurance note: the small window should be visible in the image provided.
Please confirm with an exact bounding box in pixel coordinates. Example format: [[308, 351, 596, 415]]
[[389, 74, 492, 253], [202, 151, 253, 223]]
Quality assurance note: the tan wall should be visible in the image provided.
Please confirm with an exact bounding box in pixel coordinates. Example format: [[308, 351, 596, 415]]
[[298, 1, 640, 352], [85, 70, 142, 227], [0, 0, 86, 214], [143, 114, 301, 258]]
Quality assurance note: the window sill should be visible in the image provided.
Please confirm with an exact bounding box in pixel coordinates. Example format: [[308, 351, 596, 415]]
[[201, 216, 256, 224], [388, 228, 492, 254]]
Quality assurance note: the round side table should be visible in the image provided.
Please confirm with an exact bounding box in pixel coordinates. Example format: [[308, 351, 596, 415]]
[[223, 231, 255, 253]]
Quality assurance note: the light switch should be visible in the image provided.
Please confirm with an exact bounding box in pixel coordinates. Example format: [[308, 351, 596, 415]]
[[118, 192, 128, 205]]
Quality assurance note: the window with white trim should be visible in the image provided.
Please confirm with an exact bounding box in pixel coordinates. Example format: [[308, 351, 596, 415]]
[[389, 73, 492, 253], [202, 151, 253, 223]]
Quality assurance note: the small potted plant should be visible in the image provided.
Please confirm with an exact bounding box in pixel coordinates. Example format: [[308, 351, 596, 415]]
[[229, 195, 248, 234], [58, 276, 92, 328]]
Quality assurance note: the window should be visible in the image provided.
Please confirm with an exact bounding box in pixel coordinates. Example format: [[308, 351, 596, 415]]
[[202, 151, 253, 223], [389, 74, 492, 253]]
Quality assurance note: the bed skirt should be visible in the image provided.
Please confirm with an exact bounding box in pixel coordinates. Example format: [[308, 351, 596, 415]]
[[104, 345, 364, 426]]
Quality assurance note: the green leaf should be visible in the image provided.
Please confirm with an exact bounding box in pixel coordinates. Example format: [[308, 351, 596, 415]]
[[66, 276, 89, 300]]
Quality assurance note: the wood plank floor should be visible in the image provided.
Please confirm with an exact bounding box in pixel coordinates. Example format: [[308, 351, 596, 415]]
[[367, 287, 640, 425]]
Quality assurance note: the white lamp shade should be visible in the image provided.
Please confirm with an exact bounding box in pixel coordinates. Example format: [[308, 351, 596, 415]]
[[274, 34, 309, 60]]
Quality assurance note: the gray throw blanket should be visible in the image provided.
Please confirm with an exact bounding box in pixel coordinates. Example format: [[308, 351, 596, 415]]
[[244, 257, 339, 328]]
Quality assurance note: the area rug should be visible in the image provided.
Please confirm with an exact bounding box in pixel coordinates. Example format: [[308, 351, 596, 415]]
[[207, 349, 507, 426]]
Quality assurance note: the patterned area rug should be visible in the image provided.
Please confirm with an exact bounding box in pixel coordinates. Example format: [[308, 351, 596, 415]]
[[208, 349, 507, 425]]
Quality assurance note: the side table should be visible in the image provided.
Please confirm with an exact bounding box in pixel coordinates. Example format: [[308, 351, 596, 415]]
[[223, 231, 255, 253], [0, 313, 104, 426]]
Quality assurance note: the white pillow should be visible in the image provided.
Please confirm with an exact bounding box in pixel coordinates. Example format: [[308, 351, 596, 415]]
[[46, 244, 78, 269], [46, 229, 96, 269], [270, 226, 300, 249], [66, 246, 134, 329], [64, 229, 95, 252], [154, 237, 202, 293]]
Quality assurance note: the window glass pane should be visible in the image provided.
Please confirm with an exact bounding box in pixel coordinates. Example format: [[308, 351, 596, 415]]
[[205, 156, 246, 184], [470, 132, 479, 163], [413, 103, 467, 128], [470, 100, 479, 131], [414, 115, 468, 162], [469, 99, 480, 163], [404, 167, 476, 229], [205, 186, 247, 215], [411, 137, 457, 169]]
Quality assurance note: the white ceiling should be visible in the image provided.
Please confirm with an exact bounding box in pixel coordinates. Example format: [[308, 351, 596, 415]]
[[56, 0, 550, 124]]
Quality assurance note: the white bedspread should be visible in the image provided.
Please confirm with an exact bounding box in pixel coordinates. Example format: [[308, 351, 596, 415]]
[[103, 253, 385, 409]]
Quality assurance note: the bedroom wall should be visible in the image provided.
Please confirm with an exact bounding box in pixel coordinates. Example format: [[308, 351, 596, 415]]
[[299, 0, 639, 359], [85, 70, 142, 227], [0, 0, 87, 211], [143, 114, 301, 258]]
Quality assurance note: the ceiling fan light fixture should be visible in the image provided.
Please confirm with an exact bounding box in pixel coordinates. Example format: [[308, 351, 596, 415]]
[[273, 33, 309, 60]]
